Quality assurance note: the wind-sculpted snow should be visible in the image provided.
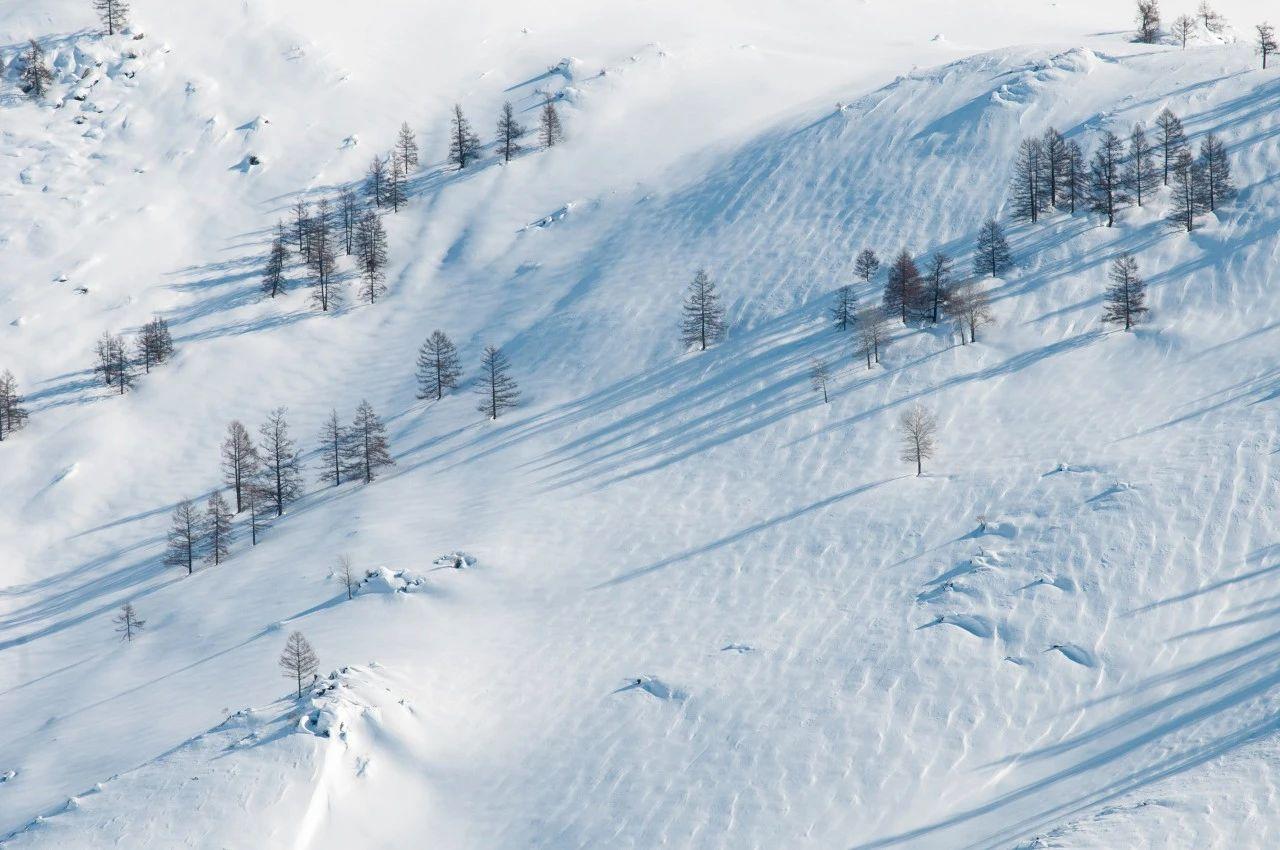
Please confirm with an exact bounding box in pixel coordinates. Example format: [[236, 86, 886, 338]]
[[1, 0, 1279, 847]]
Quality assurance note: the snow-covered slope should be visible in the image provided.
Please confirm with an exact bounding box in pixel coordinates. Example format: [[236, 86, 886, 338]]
[[2, 1, 1279, 847]]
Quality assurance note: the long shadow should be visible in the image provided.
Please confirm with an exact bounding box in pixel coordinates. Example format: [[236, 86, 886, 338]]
[[591, 477, 899, 589]]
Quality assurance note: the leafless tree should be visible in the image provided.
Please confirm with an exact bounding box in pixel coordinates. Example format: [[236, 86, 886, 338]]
[[809, 358, 831, 403], [855, 306, 889, 369], [539, 100, 564, 148], [681, 269, 725, 351], [396, 122, 419, 170], [20, 41, 53, 100], [1172, 15, 1195, 47], [279, 631, 319, 699], [0, 370, 29, 441], [899, 404, 938, 476], [113, 602, 145, 642], [221, 421, 261, 513], [853, 249, 880, 283], [1135, 0, 1161, 44], [94, 0, 130, 35], [945, 280, 995, 344], [336, 555, 358, 600], [476, 345, 520, 420], [1102, 253, 1148, 331], [1258, 23, 1277, 69], [416, 330, 462, 400], [205, 491, 232, 566], [165, 499, 200, 575]]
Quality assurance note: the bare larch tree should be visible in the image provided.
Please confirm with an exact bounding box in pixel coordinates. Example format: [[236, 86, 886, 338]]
[[279, 631, 319, 699], [476, 345, 520, 420], [899, 404, 938, 476], [416, 330, 462, 400]]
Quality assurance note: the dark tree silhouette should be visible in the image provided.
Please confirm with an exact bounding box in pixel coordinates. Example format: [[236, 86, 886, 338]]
[[113, 602, 145, 642], [1065, 139, 1087, 214], [1258, 22, 1277, 68], [339, 189, 358, 256], [1166, 149, 1203, 233], [1041, 128, 1068, 209], [539, 100, 564, 148], [366, 155, 387, 206], [476, 345, 520, 420], [263, 222, 289, 298], [387, 152, 406, 213], [883, 250, 923, 324], [1126, 123, 1157, 207], [1155, 108, 1187, 186], [165, 499, 200, 575], [973, 219, 1012, 278], [681, 269, 726, 351], [1135, 0, 1161, 43], [923, 252, 952, 324], [279, 631, 319, 699], [0, 370, 30, 441], [355, 210, 389, 303], [259, 408, 303, 516], [396, 122, 420, 170], [899, 404, 938, 476], [205, 491, 232, 566], [318, 409, 348, 488], [854, 249, 880, 283], [292, 199, 310, 257], [1198, 133, 1235, 212], [1009, 137, 1044, 223], [135, 316, 174, 374], [449, 104, 482, 169], [1102, 253, 1148, 331], [94, 0, 130, 35], [308, 198, 339, 312], [830, 285, 857, 333], [345, 401, 394, 484], [20, 41, 53, 100], [416, 330, 462, 400], [497, 102, 526, 163], [221, 420, 260, 513], [1090, 130, 1128, 227]]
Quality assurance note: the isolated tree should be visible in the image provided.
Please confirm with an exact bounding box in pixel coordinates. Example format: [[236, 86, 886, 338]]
[[204, 491, 232, 566], [681, 268, 726, 350], [1135, 1, 1161, 43], [809, 358, 831, 404], [922, 252, 952, 324], [0, 370, 30, 441], [539, 100, 564, 148], [1009, 137, 1044, 223], [415, 330, 462, 400], [1198, 1, 1225, 34], [449, 104, 482, 169], [135, 316, 174, 374], [883, 250, 923, 324], [973, 219, 1012, 278], [475, 345, 520, 420], [1173, 15, 1195, 47], [262, 222, 288, 298], [339, 189, 358, 255], [1198, 133, 1234, 212], [258, 407, 303, 516], [1126, 123, 1157, 207], [336, 555, 358, 600], [291, 199, 310, 257], [308, 198, 339, 312], [1155, 109, 1187, 185], [113, 602, 146, 642], [221, 420, 260, 513], [346, 400, 394, 484], [1041, 128, 1069, 208], [496, 101, 526, 163], [396, 122, 419, 170], [830, 285, 857, 333], [946, 280, 995, 344], [355, 210, 389, 303], [1090, 130, 1128, 227], [855, 306, 889, 368], [387, 152, 406, 213], [1102, 253, 1149, 331], [317, 409, 348, 488], [854, 248, 881, 283], [20, 41, 53, 100], [1167, 149, 1203, 232], [1258, 23, 1278, 69], [165, 499, 200, 575], [279, 631, 319, 699], [366, 155, 387, 206], [899, 404, 938, 476], [1065, 139, 1087, 214], [93, 0, 130, 35]]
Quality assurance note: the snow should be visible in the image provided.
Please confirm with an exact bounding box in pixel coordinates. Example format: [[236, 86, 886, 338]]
[[2, 0, 1280, 847]]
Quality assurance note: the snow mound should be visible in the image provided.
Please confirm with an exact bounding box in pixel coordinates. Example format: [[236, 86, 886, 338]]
[[356, 567, 427, 595]]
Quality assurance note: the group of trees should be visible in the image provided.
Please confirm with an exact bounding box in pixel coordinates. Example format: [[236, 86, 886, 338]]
[[167, 403, 395, 575], [413, 330, 520, 420], [92, 317, 175, 396], [1010, 112, 1233, 232], [269, 194, 389, 310], [1135, 2, 1228, 47], [449, 99, 564, 170], [0, 370, 29, 441]]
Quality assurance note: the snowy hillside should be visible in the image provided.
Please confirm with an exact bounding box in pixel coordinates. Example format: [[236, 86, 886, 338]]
[[2, 0, 1279, 847]]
